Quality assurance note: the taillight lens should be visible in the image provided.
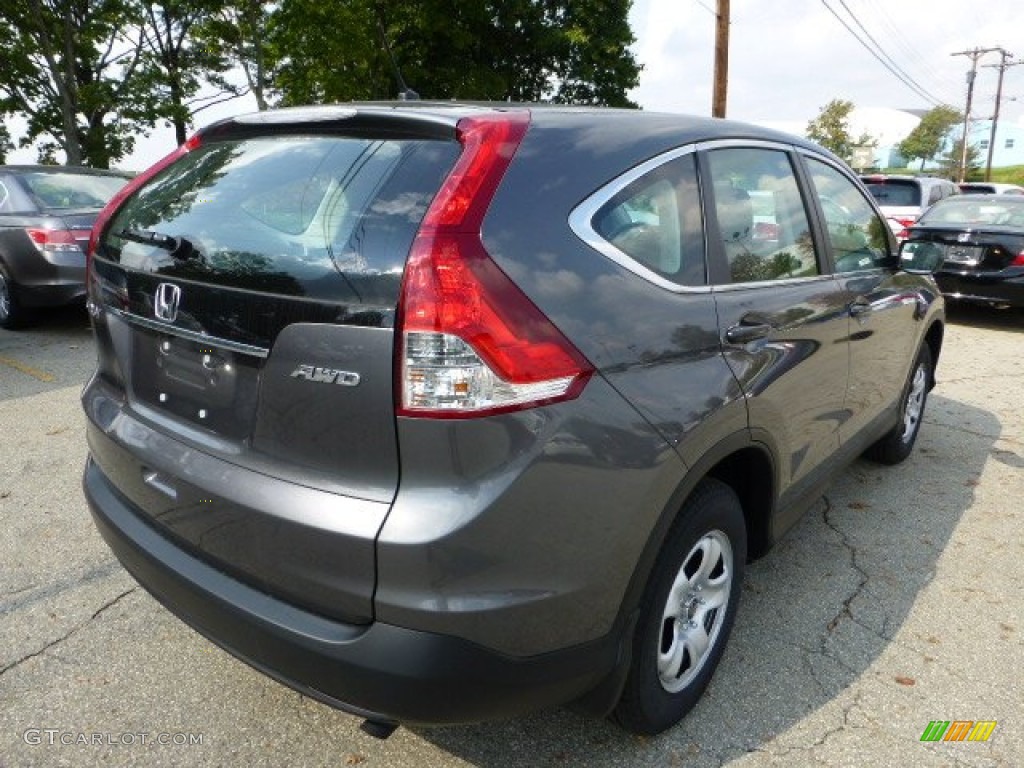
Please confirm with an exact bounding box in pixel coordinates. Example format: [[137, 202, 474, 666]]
[[1012, 251, 1024, 266], [26, 228, 91, 254], [893, 216, 915, 240], [397, 113, 594, 418]]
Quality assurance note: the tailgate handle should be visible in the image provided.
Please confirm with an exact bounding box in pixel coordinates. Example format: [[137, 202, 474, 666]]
[[143, 470, 178, 500]]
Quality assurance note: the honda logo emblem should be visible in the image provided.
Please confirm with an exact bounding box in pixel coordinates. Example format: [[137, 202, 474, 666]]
[[154, 283, 181, 323]]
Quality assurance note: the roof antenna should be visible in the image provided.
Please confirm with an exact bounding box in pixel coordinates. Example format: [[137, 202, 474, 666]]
[[375, 7, 419, 101]]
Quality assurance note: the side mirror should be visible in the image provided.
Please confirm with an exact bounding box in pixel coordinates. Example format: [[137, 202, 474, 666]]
[[899, 241, 944, 274]]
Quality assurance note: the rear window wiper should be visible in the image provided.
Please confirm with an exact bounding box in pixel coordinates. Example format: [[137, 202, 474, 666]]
[[116, 228, 201, 261]]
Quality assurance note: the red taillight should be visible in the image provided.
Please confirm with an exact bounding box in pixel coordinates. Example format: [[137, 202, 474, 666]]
[[1012, 251, 1024, 267], [893, 216, 916, 240], [26, 228, 89, 253], [397, 113, 594, 418], [752, 222, 779, 241]]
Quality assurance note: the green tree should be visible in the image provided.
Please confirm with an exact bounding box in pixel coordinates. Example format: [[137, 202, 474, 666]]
[[937, 137, 980, 181], [549, 0, 640, 106], [0, 0, 157, 167], [897, 105, 961, 170], [0, 122, 12, 163], [806, 99, 874, 161], [268, 0, 382, 104], [137, 1, 239, 146], [269, 0, 640, 106], [196, 0, 276, 110]]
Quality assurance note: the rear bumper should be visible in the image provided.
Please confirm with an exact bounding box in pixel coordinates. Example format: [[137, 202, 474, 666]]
[[935, 270, 1024, 307], [83, 458, 620, 725], [15, 265, 86, 307], [6, 248, 86, 307]]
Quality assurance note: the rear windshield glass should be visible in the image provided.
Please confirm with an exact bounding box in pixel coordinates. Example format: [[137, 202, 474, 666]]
[[918, 198, 1024, 227], [861, 180, 921, 207], [99, 136, 459, 303], [21, 172, 128, 210]]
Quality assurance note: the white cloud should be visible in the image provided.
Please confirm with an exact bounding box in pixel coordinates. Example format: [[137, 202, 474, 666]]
[[632, 0, 1024, 129]]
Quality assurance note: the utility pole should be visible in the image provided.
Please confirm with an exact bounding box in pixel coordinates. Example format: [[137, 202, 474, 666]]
[[951, 47, 999, 182], [982, 50, 1021, 181], [712, 0, 730, 118]]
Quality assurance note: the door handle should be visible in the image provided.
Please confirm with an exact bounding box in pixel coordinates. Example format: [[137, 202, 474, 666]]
[[724, 321, 773, 344], [849, 298, 872, 317]]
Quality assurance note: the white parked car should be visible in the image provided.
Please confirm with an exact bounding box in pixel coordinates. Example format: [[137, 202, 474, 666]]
[[860, 174, 959, 239]]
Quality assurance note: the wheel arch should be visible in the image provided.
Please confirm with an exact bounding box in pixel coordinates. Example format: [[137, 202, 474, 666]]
[[572, 429, 779, 717], [626, 429, 779, 621]]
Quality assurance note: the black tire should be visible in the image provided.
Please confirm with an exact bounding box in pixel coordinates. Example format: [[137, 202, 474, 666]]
[[613, 478, 747, 735], [864, 344, 933, 465], [0, 263, 29, 330]]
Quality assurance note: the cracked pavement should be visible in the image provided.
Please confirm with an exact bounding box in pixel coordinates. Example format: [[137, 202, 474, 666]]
[[0, 304, 1021, 767]]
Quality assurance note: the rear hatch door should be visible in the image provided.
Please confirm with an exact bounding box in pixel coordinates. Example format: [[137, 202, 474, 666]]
[[87, 114, 460, 621]]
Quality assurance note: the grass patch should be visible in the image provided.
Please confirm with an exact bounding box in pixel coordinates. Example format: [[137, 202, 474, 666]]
[[867, 165, 1024, 186]]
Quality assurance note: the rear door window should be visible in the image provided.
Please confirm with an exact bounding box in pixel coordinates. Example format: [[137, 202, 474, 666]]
[[99, 136, 459, 305], [705, 147, 820, 283]]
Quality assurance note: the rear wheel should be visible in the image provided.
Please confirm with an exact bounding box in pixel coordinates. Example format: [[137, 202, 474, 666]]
[[865, 344, 933, 465], [613, 478, 747, 735], [0, 265, 29, 330]]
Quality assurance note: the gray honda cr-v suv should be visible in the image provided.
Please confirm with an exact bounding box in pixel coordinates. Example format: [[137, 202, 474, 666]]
[[82, 103, 944, 736]]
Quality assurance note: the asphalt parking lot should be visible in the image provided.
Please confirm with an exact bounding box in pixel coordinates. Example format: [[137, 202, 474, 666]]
[[1, 304, 1021, 768]]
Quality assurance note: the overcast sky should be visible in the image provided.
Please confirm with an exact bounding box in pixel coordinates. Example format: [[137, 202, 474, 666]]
[[6, 0, 1024, 169], [632, 0, 1024, 131]]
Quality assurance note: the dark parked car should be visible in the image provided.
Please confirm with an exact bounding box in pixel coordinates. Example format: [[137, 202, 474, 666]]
[[82, 104, 945, 737], [0, 165, 131, 328], [903, 193, 1024, 308]]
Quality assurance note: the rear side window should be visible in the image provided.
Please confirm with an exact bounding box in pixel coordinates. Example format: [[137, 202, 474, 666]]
[[100, 136, 460, 304], [862, 180, 921, 207], [591, 153, 706, 286], [706, 147, 819, 283]]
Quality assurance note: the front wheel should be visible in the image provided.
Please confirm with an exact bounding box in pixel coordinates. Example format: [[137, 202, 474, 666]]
[[613, 478, 747, 735], [865, 343, 933, 465]]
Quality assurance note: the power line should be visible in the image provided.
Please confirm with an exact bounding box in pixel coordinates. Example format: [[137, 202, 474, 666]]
[[835, 0, 948, 105], [859, 0, 960, 104], [821, 0, 949, 107]]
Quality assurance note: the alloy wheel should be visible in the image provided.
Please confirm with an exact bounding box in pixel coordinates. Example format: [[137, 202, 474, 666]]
[[901, 362, 927, 442], [657, 530, 733, 693]]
